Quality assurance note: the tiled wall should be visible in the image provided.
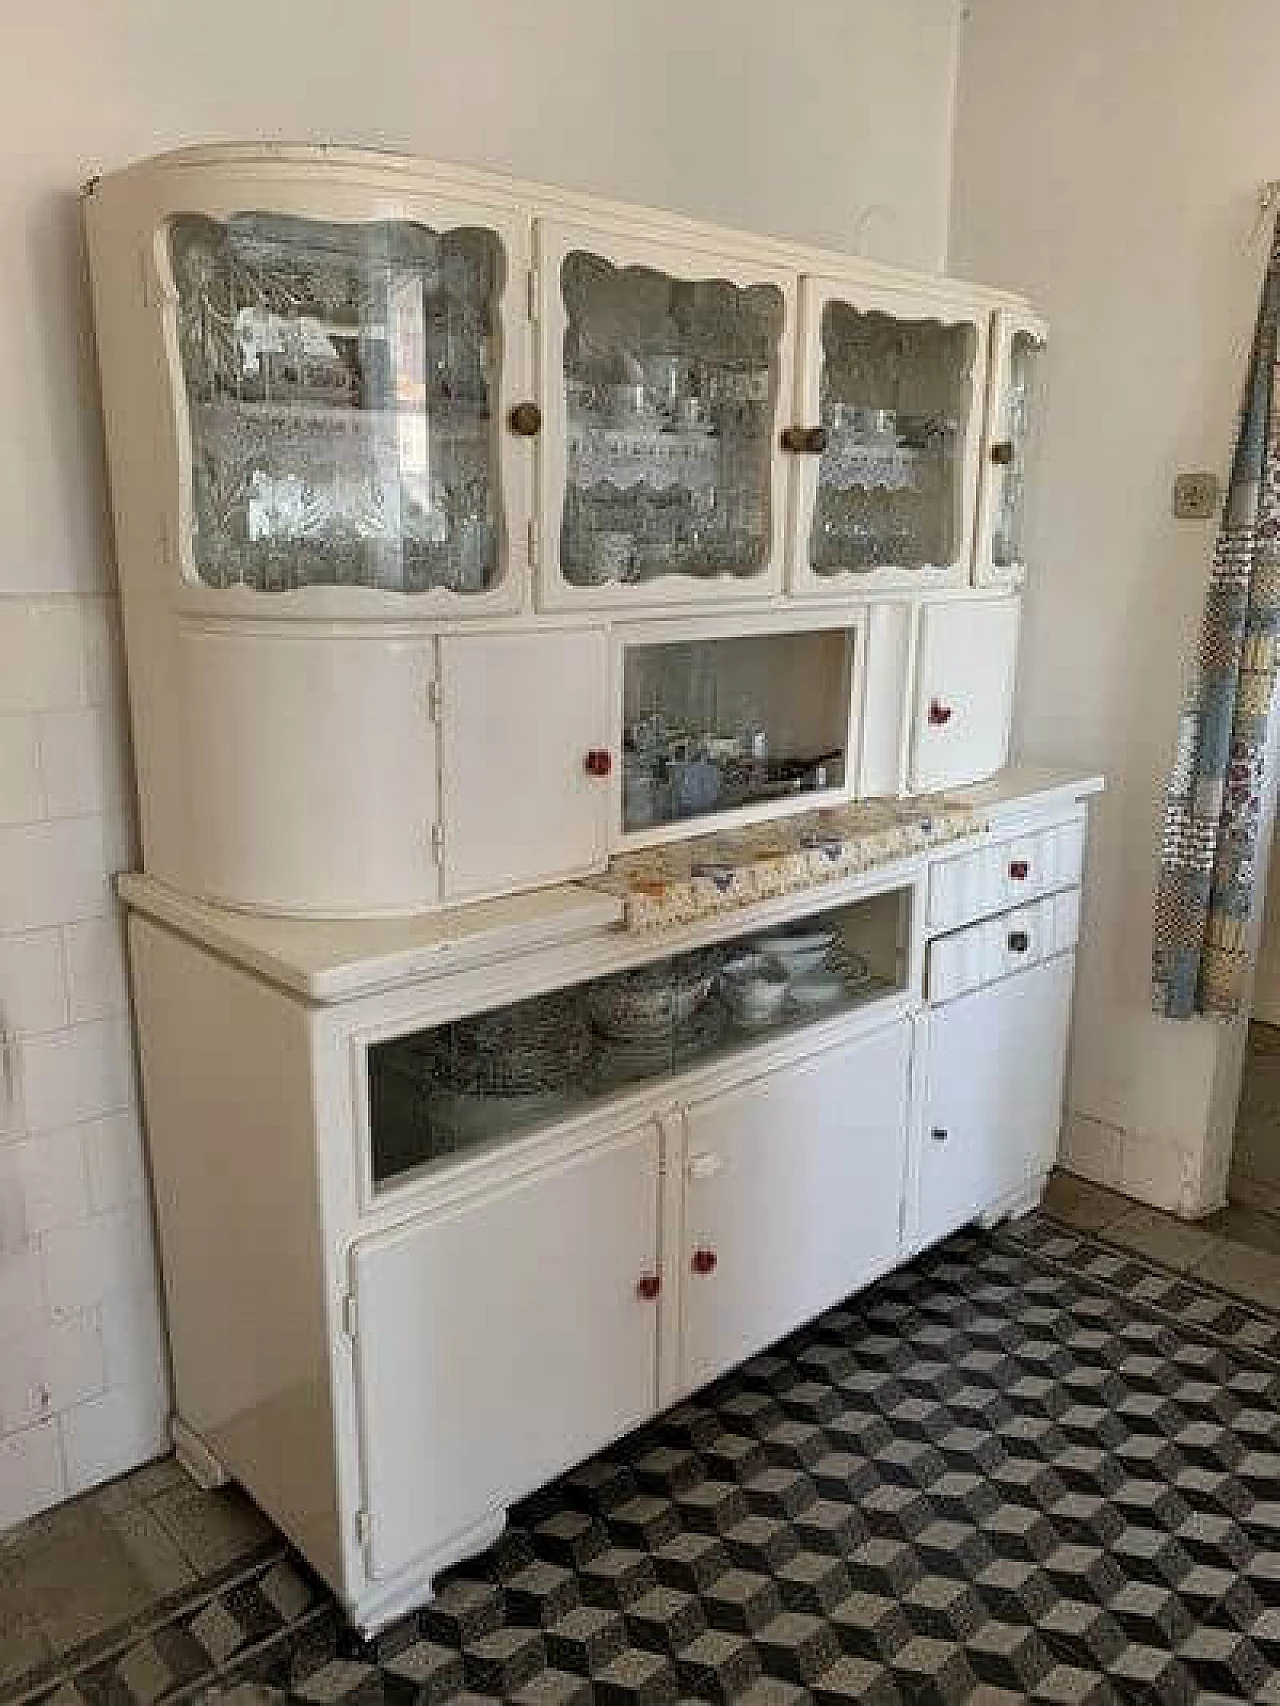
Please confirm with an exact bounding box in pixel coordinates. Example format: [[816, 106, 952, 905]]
[[0, 595, 168, 1529]]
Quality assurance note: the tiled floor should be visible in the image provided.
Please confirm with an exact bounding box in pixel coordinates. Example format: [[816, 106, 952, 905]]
[[1043, 1168, 1280, 1310], [8, 1182, 1280, 1702]]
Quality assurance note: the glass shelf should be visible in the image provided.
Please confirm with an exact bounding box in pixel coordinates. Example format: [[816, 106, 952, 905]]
[[621, 628, 854, 833], [169, 212, 504, 594], [368, 884, 910, 1189], [558, 251, 783, 586], [809, 303, 975, 574]]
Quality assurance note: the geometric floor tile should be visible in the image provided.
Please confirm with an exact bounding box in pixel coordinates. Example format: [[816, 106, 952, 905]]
[[10, 1216, 1280, 1702]]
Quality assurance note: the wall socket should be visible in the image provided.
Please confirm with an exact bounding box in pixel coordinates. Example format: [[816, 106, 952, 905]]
[[1173, 470, 1221, 519]]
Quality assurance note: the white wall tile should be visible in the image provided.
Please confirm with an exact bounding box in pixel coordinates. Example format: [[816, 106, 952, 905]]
[[0, 931, 67, 1035], [0, 1418, 64, 1527], [0, 603, 85, 716], [0, 817, 112, 931], [64, 916, 128, 1023], [0, 715, 42, 825], [0, 1247, 46, 1341], [0, 1131, 88, 1251], [101, 1287, 168, 1395], [20, 1017, 133, 1134], [38, 708, 129, 819], [60, 1381, 168, 1498], [83, 1109, 147, 1213], [0, 1314, 105, 1435], [42, 1201, 155, 1319]]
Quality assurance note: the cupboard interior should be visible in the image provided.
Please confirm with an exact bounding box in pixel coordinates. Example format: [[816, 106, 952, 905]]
[[367, 883, 912, 1188], [621, 627, 854, 832]]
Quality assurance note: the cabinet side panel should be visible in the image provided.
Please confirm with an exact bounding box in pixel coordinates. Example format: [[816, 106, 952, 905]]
[[128, 917, 342, 1585]]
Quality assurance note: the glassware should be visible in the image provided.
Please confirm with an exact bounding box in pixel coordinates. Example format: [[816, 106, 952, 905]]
[[169, 213, 503, 594]]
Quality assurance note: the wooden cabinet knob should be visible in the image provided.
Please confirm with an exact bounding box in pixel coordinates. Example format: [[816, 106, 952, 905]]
[[636, 1273, 662, 1302], [508, 401, 543, 437], [928, 699, 953, 727], [1009, 859, 1030, 881], [780, 425, 828, 454], [584, 749, 612, 778], [691, 1248, 718, 1276], [1008, 930, 1030, 954], [990, 440, 1015, 466]]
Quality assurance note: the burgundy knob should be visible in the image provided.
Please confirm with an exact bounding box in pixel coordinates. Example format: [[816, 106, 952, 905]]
[[928, 699, 953, 727], [636, 1274, 661, 1302], [691, 1248, 718, 1276], [585, 749, 613, 777], [1008, 930, 1030, 954], [1009, 859, 1030, 881]]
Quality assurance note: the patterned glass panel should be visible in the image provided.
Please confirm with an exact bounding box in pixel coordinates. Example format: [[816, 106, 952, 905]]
[[992, 329, 1043, 570], [559, 252, 783, 587], [810, 304, 976, 574], [169, 213, 502, 593]]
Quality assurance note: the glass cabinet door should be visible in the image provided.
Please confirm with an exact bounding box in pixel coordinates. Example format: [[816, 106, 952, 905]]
[[165, 202, 529, 607], [788, 277, 985, 594], [536, 222, 794, 607], [975, 309, 1047, 587]]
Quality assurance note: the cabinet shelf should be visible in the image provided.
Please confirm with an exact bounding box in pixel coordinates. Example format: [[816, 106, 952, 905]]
[[567, 421, 725, 493]]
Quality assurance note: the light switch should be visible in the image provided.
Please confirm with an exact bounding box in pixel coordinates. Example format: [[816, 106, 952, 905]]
[[1173, 471, 1221, 519]]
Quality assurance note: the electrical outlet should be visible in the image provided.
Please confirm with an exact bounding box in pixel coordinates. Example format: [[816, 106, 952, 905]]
[[1173, 470, 1220, 520]]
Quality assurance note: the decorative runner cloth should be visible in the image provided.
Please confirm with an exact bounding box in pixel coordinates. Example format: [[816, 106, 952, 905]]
[[584, 796, 983, 930]]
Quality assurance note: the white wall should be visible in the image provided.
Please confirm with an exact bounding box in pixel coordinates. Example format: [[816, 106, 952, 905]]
[[950, 0, 1280, 1214], [0, 0, 962, 1525]]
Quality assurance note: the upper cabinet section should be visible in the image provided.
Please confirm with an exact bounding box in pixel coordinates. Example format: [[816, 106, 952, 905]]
[[788, 277, 987, 596], [536, 221, 795, 609], [974, 309, 1047, 589]]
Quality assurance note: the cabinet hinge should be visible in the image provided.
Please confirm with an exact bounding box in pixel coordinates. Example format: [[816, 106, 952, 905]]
[[527, 517, 540, 569], [425, 679, 442, 722], [526, 266, 539, 323], [341, 1292, 358, 1340], [355, 1508, 371, 1549], [429, 823, 445, 864]]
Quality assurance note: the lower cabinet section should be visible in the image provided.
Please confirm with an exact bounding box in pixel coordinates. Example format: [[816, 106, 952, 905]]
[[349, 1119, 661, 1581], [917, 952, 1073, 1247], [681, 1019, 911, 1391]]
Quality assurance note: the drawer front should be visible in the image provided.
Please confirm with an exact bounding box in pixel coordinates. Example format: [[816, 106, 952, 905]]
[[928, 814, 1087, 935], [928, 890, 1079, 1003]]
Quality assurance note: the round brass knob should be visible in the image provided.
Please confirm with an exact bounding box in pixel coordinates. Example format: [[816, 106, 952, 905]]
[[508, 401, 543, 437], [780, 425, 828, 455]]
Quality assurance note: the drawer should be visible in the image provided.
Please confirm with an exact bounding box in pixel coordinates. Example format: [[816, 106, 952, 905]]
[[928, 815, 1087, 934], [927, 890, 1077, 1004]]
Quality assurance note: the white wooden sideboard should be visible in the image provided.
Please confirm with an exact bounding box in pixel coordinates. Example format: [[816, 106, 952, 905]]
[[81, 144, 1094, 1634]]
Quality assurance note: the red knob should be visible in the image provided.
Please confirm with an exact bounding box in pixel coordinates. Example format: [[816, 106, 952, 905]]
[[585, 749, 613, 777], [636, 1273, 661, 1301], [928, 699, 953, 727], [691, 1248, 718, 1276], [1009, 859, 1030, 881]]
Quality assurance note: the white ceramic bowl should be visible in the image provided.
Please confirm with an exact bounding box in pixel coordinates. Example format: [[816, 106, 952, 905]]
[[720, 965, 789, 1027], [755, 928, 837, 976]]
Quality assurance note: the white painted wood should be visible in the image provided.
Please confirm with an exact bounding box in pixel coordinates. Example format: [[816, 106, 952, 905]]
[[917, 951, 1074, 1246], [680, 1020, 911, 1392], [350, 1120, 661, 1581], [173, 622, 440, 915], [858, 601, 916, 797], [926, 808, 1088, 936], [533, 218, 797, 612], [973, 307, 1049, 590], [438, 629, 610, 899], [788, 274, 989, 597], [910, 595, 1019, 793]]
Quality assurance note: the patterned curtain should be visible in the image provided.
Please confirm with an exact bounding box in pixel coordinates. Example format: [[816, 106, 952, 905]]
[[1152, 219, 1280, 1018]]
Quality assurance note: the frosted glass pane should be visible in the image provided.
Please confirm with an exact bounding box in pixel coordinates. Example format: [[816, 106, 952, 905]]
[[169, 213, 502, 593], [992, 329, 1043, 569]]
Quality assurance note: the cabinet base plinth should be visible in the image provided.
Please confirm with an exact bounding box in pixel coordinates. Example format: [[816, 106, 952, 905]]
[[978, 1173, 1046, 1231], [172, 1416, 231, 1490], [348, 1508, 509, 1636]]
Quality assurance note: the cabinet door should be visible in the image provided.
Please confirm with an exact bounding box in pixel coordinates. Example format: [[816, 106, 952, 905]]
[[159, 186, 532, 618], [535, 219, 796, 609], [351, 1121, 662, 1581], [910, 596, 1019, 793], [973, 309, 1048, 589], [438, 629, 611, 899], [917, 952, 1073, 1247], [682, 1021, 910, 1393], [788, 275, 988, 597]]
